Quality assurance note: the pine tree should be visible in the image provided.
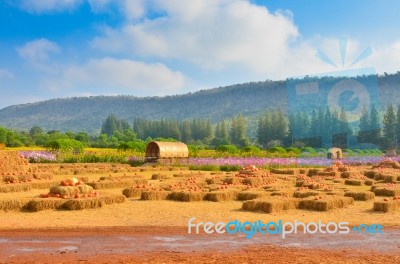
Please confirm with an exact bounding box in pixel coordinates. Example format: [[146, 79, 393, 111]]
[[383, 104, 397, 148], [397, 105, 400, 147], [230, 114, 249, 147], [357, 106, 370, 143], [369, 104, 381, 145]]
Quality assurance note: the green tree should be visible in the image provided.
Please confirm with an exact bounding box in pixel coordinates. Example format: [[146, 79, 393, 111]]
[[230, 114, 249, 147], [383, 104, 397, 148]]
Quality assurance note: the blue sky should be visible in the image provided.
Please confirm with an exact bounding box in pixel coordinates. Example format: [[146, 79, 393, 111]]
[[0, 0, 399, 109]]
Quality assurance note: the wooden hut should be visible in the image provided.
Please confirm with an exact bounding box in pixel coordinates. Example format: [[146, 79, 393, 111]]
[[145, 141, 189, 163], [327, 147, 343, 159]]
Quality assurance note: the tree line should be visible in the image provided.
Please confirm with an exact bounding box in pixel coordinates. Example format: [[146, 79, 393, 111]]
[[1, 104, 399, 151]]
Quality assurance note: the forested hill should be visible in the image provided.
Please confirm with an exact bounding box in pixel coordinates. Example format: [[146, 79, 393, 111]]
[[0, 81, 287, 133], [0, 72, 400, 133]]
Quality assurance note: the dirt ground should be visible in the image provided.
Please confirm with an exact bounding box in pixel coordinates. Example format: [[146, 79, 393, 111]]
[[0, 227, 399, 264], [1, 159, 400, 263]]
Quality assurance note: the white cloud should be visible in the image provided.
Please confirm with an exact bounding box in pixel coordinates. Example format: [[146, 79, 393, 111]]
[[17, 39, 60, 62], [43, 57, 185, 95], [19, 0, 83, 13], [0, 69, 14, 80], [91, 0, 300, 77]]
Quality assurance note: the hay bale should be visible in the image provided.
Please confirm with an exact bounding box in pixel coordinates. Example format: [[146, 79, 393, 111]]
[[50, 184, 93, 196], [364, 180, 374, 186], [32, 172, 54, 180], [364, 171, 378, 179], [151, 174, 169, 180], [298, 196, 354, 211], [204, 189, 240, 202], [141, 191, 171, 200], [293, 190, 320, 198], [340, 172, 352, 179], [87, 179, 147, 189], [242, 198, 299, 213], [344, 191, 375, 201], [169, 191, 206, 202], [307, 169, 321, 176], [122, 188, 142, 198], [206, 178, 222, 184], [0, 198, 30, 211], [317, 171, 337, 177], [241, 177, 264, 186], [62, 199, 103, 210], [223, 177, 243, 185], [237, 191, 269, 201], [344, 179, 362, 186], [99, 194, 126, 205], [270, 168, 295, 175], [271, 190, 294, 197], [373, 200, 400, 212], [378, 175, 398, 183], [0, 184, 31, 193], [26, 199, 65, 212], [373, 187, 400, 197]]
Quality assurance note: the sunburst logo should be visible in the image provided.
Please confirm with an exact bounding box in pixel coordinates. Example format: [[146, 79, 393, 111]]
[[316, 38, 373, 69], [286, 38, 380, 148]]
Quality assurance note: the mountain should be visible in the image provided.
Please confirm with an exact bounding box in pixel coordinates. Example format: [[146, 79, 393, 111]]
[[0, 81, 287, 133], [1, 72, 399, 133]]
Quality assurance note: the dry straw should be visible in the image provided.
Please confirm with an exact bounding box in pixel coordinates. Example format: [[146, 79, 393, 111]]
[[141, 191, 172, 200], [373, 200, 400, 212], [204, 189, 240, 202], [237, 191, 269, 201], [373, 187, 400, 197], [344, 179, 363, 186], [0, 198, 31, 211], [270, 168, 296, 175], [242, 198, 299, 213], [307, 169, 322, 176], [87, 179, 147, 189], [122, 188, 143, 198], [169, 191, 206, 202], [298, 196, 354, 211], [0, 184, 31, 193], [151, 174, 169, 180], [293, 190, 321, 198], [223, 177, 242, 185], [344, 191, 375, 201]]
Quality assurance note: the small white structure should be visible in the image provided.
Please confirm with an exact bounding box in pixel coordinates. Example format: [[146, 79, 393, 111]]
[[327, 147, 343, 159]]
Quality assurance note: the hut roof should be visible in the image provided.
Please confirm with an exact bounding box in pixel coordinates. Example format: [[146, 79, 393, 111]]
[[328, 147, 342, 153], [145, 141, 189, 159]]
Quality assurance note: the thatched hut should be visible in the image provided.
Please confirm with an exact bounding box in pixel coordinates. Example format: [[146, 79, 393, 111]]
[[327, 147, 343, 159], [145, 141, 189, 163]]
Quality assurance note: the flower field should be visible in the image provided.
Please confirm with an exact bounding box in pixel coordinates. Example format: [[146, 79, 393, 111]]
[[186, 156, 398, 169]]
